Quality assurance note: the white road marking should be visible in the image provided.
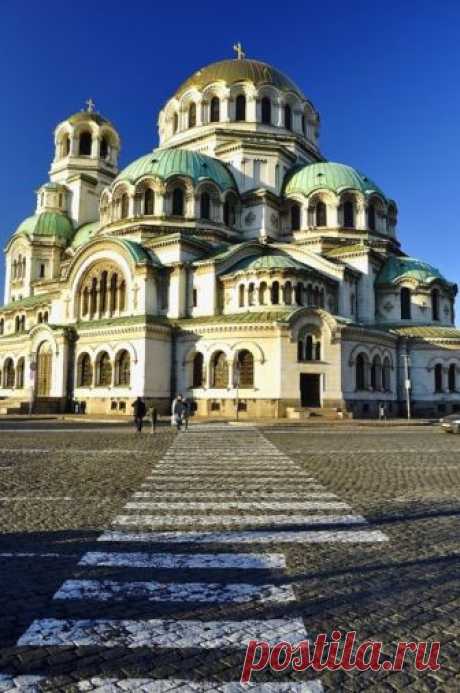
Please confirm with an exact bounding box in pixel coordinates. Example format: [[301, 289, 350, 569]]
[[112, 514, 366, 527], [54, 579, 295, 604], [100, 529, 389, 544], [125, 501, 350, 511], [79, 551, 287, 569], [133, 491, 335, 499], [17, 616, 307, 647]]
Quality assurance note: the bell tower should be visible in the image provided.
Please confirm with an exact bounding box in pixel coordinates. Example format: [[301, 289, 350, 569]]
[[49, 100, 121, 227]]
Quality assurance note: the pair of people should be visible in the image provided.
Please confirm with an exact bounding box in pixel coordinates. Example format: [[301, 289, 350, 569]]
[[171, 394, 189, 431], [132, 397, 158, 433]]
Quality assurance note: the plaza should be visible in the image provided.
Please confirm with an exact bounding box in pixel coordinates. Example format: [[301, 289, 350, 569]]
[[0, 419, 457, 691]]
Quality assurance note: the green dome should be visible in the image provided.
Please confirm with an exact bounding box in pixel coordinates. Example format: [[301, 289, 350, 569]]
[[15, 212, 73, 243], [224, 253, 309, 275], [115, 148, 237, 192], [173, 58, 304, 99], [284, 162, 385, 199], [71, 221, 100, 249], [376, 256, 449, 286]]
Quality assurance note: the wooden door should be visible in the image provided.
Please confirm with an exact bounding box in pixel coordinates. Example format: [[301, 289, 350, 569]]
[[36, 342, 52, 397], [300, 374, 321, 407]]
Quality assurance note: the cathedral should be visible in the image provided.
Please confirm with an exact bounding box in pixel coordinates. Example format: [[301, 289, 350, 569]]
[[1, 49, 459, 419]]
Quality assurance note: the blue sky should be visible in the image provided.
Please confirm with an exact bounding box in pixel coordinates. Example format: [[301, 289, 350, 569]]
[[0, 0, 459, 311]]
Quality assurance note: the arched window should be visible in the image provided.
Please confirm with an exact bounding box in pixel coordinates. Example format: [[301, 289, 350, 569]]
[[371, 356, 382, 390], [120, 193, 129, 219], [78, 353, 92, 387], [259, 282, 268, 305], [200, 192, 210, 220], [284, 104, 292, 130], [16, 357, 25, 389], [261, 97, 271, 124], [315, 341, 321, 361], [3, 359, 15, 389], [356, 353, 367, 390], [173, 112, 178, 133], [431, 289, 440, 321], [0, 318, 4, 335], [212, 351, 228, 388], [382, 357, 391, 391], [235, 94, 246, 121], [119, 281, 126, 313], [64, 135, 71, 156], [110, 274, 118, 313], [305, 335, 314, 361], [301, 114, 306, 135], [144, 189, 154, 215], [297, 340, 304, 362], [237, 350, 254, 388], [295, 282, 303, 305], [400, 287, 412, 320], [248, 283, 255, 306], [79, 131, 92, 156], [271, 281, 280, 305], [15, 316, 19, 333], [434, 363, 443, 393], [238, 284, 245, 307], [82, 288, 89, 317], [291, 204, 301, 231], [172, 188, 184, 216], [99, 271, 108, 314], [316, 201, 327, 227], [343, 200, 354, 228], [116, 350, 130, 386], [210, 97, 220, 122], [448, 364, 457, 392], [284, 282, 292, 305], [97, 352, 112, 387], [100, 137, 109, 159], [223, 198, 236, 227], [368, 203, 376, 231], [188, 102, 196, 128], [42, 312, 48, 324], [193, 352, 204, 387]]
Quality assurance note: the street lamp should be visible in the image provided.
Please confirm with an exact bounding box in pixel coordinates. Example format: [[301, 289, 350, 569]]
[[403, 353, 411, 420], [234, 362, 241, 422]]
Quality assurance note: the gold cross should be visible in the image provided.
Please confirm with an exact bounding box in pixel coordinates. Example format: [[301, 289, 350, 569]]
[[233, 42, 246, 60]]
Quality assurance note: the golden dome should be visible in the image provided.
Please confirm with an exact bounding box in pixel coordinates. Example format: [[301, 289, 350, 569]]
[[173, 58, 305, 99]]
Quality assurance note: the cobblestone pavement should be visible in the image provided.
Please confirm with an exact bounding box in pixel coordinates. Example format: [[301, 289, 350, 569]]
[[0, 422, 458, 691]]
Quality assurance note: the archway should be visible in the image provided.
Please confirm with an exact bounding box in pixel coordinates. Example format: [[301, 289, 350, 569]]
[[36, 342, 53, 397]]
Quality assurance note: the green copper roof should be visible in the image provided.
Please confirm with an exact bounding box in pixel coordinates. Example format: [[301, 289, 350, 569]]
[[71, 221, 100, 249], [389, 326, 460, 339], [284, 162, 385, 198], [14, 212, 73, 243], [223, 253, 310, 275], [115, 148, 237, 192], [0, 292, 55, 313], [376, 256, 449, 286], [173, 59, 304, 99]]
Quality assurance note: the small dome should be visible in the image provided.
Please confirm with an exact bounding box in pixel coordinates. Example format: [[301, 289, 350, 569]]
[[376, 256, 449, 286], [67, 111, 114, 128], [71, 221, 100, 249], [223, 253, 309, 275], [284, 162, 385, 198], [115, 148, 237, 192], [14, 212, 73, 243], [173, 58, 304, 100]]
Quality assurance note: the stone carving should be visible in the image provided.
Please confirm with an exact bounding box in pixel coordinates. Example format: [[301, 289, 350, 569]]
[[244, 211, 256, 227], [270, 214, 279, 229], [383, 301, 394, 312]]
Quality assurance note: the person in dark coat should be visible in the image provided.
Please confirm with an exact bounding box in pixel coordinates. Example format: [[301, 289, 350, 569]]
[[132, 397, 147, 433]]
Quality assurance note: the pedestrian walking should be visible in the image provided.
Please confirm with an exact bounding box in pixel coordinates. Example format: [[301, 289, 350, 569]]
[[378, 402, 386, 422], [149, 403, 158, 433], [171, 394, 184, 432], [132, 396, 147, 433], [182, 398, 190, 431]]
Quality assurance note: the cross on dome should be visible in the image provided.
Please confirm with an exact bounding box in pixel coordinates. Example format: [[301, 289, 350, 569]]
[[85, 98, 96, 113], [233, 42, 246, 60]]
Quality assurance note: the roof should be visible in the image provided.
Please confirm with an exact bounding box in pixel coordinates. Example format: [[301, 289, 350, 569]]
[[176, 310, 295, 326], [173, 58, 305, 100], [284, 161, 385, 199], [67, 111, 113, 128], [389, 326, 460, 339], [325, 244, 368, 258], [71, 221, 100, 249], [14, 211, 73, 243], [115, 148, 237, 192], [223, 253, 311, 275], [376, 256, 450, 286], [0, 293, 55, 313]]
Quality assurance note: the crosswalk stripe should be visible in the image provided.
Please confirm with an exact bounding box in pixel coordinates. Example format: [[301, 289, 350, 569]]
[[112, 514, 366, 527], [54, 579, 296, 604], [125, 501, 350, 511], [17, 617, 308, 647], [100, 529, 388, 544], [79, 551, 287, 569], [133, 491, 336, 499]]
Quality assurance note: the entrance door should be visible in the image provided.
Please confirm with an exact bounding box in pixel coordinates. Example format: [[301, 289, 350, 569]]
[[36, 342, 52, 397], [300, 373, 321, 407]]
